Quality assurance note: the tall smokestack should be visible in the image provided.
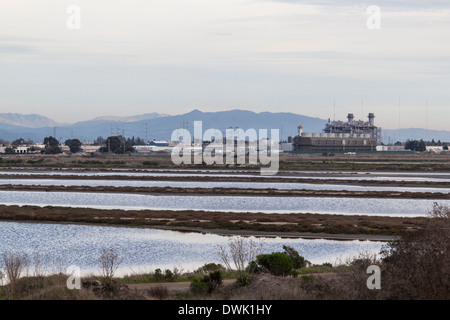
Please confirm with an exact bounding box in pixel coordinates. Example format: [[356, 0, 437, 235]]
[[368, 113, 375, 126], [347, 113, 354, 125]]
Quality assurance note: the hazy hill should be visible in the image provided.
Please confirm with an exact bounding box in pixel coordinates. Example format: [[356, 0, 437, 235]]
[[0, 113, 60, 128], [382, 128, 450, 144], [1, 109, 449, 144], [82, 113, 170, 123], [0, 109, 326, 142]]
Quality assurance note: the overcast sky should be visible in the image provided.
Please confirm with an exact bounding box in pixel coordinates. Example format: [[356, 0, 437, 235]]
[[1, 0, 449, 130]]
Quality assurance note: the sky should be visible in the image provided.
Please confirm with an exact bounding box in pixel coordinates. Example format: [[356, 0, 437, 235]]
[[1, 0, 449, 130]]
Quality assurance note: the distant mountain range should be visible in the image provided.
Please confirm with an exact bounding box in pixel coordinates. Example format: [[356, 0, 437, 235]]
[[83, 113, 171, 123], [381, 128, 450, 144], [0, 110, 449, 143], [0, 113, 60, 128], [0, 110, 326, 143]]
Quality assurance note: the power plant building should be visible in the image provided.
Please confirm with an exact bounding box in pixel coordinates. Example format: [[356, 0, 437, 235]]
[[293, 113, 380, 152]]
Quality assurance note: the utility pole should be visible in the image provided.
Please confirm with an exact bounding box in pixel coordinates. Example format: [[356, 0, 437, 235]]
[[122, 130, 126, 154], [333, 99, 336, 122], [398, 98, 401, 142], [426, 99, 428, 141], [280, 124, 283, 142], [145, 123, 148, 143]]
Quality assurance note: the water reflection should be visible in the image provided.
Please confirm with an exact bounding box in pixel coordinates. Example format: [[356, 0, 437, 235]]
[[0, 190, 446, 216], [0, 179, 449, 194], [0, 221, 385, 276]]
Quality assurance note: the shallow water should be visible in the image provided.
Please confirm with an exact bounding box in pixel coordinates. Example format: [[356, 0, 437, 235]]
[[2, 170, 450, 182], [0, 190, 445, 216], [0, 221, 385, 276], [0, 178, 449, 193]]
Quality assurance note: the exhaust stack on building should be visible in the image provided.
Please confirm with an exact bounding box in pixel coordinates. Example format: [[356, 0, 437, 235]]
[[292, 113, 380, 152]]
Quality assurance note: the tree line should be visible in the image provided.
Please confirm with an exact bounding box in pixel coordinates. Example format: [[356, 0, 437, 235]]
[[405, 139, 449, 152], [1, 135, 146, 154]]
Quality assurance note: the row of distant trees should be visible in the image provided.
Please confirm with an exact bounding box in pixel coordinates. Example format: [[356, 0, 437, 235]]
[[64, 136, 136, 154], [404, 139, 449, 152], [4, 136, 449, 154], [98, 136, 134, 154], [1, 135, 148, 154], [93, 136, 147, 147]]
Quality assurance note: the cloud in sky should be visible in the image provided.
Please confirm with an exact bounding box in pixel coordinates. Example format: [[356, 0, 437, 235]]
[[0, 0, 449, 131]]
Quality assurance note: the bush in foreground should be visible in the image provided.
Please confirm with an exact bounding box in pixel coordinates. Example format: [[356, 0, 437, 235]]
[[256, 252, 293, 277], [190, 271, 223, 295]]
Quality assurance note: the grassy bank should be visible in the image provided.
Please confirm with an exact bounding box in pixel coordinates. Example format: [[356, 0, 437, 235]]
[[0, 183, 449, 199], [2, 152, 450, 171], [0, 204, 426, 237], [1, 203, 448, 301]]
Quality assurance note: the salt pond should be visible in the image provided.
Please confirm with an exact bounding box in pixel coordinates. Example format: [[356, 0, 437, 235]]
[[0, 190, 446, 216], [0, 221, 385, 276], [1, 178, 449, 194], [2, 170, 450, 182]]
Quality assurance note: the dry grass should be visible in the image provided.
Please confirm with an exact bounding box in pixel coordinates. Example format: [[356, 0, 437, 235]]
[[2, 151, 450, 172], [0, 274, 97, 300], [0, 204, 427, 236]]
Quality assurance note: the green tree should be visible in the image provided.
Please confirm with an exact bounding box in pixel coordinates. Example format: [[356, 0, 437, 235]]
[[100, 136, 134, 154], [44, 136, 59, 147], [43, 136, 61, 154], [282, 245, 306, 269], [65, 139, 82, 153], [93, 136, 105, 146], [405, 139, 426, 152], [11, 138, 25, 147], [256, 252, 293, 276]]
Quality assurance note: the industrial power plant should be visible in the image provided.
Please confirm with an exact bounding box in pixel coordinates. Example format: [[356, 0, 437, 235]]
[[292, 113, 381, 152]]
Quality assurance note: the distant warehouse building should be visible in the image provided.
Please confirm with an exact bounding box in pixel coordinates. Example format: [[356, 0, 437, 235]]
[[149, 140, 169, 147], [134, 140, 172, 154], [292, 113, 381, 152]]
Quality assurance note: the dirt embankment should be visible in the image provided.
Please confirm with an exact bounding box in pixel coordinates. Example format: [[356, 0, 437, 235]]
[[2, 151, 450, 172], [2, 171, 450, 189], [0, 204, 426, 239], [0, 183, 449, 199]]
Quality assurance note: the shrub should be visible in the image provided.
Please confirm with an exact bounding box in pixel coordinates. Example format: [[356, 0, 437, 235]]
[[216, 237, 264, 272], [153, 268, 164, 282], [379, 203, 450, 299], [245, 260, 262, 274], [98, 248, 122, 285], [282, 245, 306, 269], [1, 251, 30, 299], [190, 271, 223, 295], [301, 274, 315, 282], [256, 252, 293, 276], [237, 272, 253, 287], [196, 263, 225, 274], [208, 270, 223, 292], [190, 277, 209, 295], [148, 285, 168, 299], [164, 269, 174, 281], [175, 291, 192, 299], [143, 161, 159, 167]]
